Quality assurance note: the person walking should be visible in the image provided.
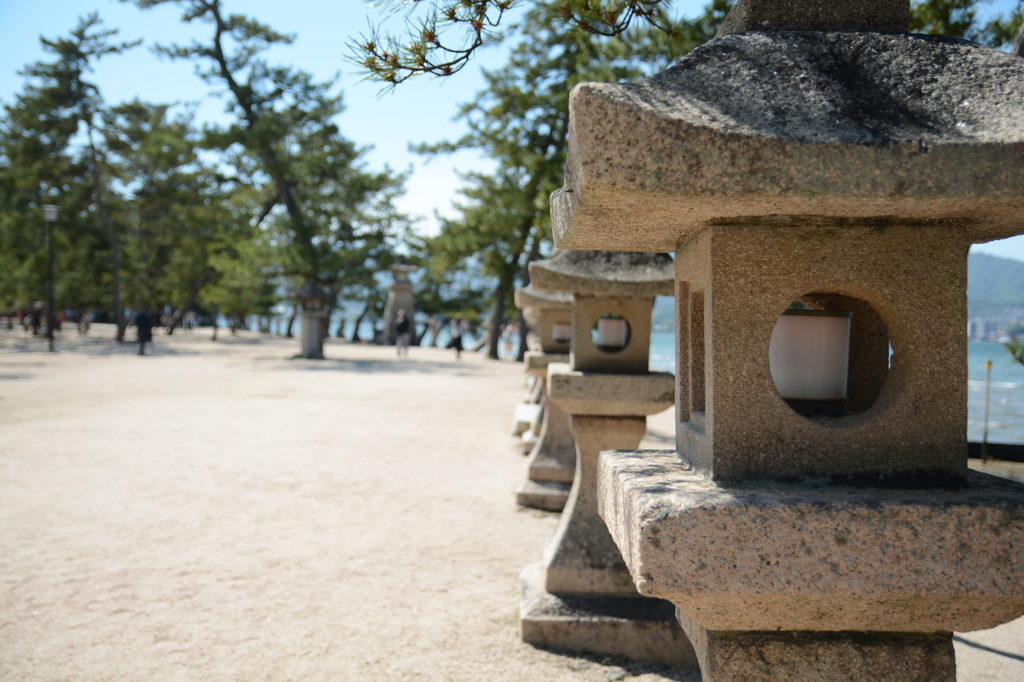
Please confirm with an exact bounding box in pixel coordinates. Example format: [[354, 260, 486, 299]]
[[134, 306, 155, 356], [395, 309, 411, 357], [29, 304, 42, 336], [448, 316, 468, 360]]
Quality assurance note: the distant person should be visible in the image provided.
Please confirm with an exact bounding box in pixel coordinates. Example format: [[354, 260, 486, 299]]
[[78, 311, 91, 335], [395, 309, 411, 357], [134, 307, 155, 356], [448, 316, 468, 360], [425, 315, 440, 347], [501, 322, 516, 358], [184, 310, 197, 333], [29, 304, 42, 336]]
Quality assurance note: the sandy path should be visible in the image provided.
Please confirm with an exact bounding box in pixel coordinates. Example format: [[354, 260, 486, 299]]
[[1, 325, 1021, 681]]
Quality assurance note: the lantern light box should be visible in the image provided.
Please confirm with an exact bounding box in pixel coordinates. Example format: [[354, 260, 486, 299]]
[[769, 309, 852, 417]]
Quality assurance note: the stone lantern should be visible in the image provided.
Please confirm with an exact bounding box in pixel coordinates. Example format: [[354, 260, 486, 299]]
[[293, 280, 328, 360], [514, 284, 575, 511], [550, 1, 1024, 679], [519, 250, 695, 667], [382, 257, 418, 346]]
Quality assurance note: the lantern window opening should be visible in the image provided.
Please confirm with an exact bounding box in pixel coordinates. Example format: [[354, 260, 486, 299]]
[[590, 313, 631, 354], [769, 292, 892, 421]]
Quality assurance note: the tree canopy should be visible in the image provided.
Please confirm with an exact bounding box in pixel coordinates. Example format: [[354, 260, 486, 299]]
[[352, 0, 1023, 86], [2, 2, 411, 343]]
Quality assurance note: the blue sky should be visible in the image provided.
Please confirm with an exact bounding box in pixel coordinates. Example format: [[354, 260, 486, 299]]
[[1, 0, 1022, 261]]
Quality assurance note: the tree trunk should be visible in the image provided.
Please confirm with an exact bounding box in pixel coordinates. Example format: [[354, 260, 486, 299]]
[[323, 306, 334, 340], [516, 234, 543, 362], [211, 305, 219, 341], [285, 309, 297, 338], [1014, 21, 1023, 57], [351, 297, 373, 343], [87, 123, 125, 342], [487, 279, 506, 360]]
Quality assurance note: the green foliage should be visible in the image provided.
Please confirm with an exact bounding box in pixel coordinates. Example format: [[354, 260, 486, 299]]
[[353, 0, 1021, 85], [1005, 338, 1024, 367], [201, 232, 278, 320], [0, 14, 137, 321], [910, 0, 1023, 48], [349, 0, 699, 85], [412, 0, 727, 356], [102, 101, 231, 309], [2, 4, 410, 334], [129, 0, 410, 308]]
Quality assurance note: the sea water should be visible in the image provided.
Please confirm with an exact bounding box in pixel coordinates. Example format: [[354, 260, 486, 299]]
[[340, 318, 1024, 444]]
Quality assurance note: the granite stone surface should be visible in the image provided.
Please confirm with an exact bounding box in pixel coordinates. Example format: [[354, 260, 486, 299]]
[[674, 223, 968, 482], [552, 32, 1024, 252], [544, 416, 649, 596], [514, 479, 571, 512], [515, 285, 573, 308], [524, 398, 576, 485], [547, 364, 675, 417], [716, 0, 909, 35], [530, 250, 674, 297], [515, 287, 573, 354], [519, 562, 697, 667], [568, 296, 655, 374], [524, 352, 570, 378], [598, 448, 1024, 632], [677, 612, 954, 682]]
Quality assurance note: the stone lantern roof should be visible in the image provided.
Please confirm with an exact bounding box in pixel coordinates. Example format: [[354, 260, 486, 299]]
[[552, 30, 1024, 252], [514, 285, 572, 309], [292, 280, 328, 302], [529, 250, 674, 297]]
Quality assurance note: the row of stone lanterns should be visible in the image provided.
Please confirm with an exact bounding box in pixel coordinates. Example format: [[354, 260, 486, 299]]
[[514, 285, 574, 511], [542, 0, 1024, 679], [513, 250, 697, 665]]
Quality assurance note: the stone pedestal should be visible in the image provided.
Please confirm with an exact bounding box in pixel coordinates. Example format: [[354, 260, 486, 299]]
[[382, 260, 417, 346], [299, 309, 326, 360], [517, 250, 692, 666], [598, 450, 1024, 681], [293, 280, 328, 360], [676, 619, 955, 682], [519, 563, 691, 668], [516, 352, 574, 511], [519, 365, 695, 666], [543, 414, 646, 594], [514, 287, 575, 511]]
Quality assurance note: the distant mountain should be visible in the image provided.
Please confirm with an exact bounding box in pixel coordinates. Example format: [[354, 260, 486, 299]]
[[969, 253, 1024, 311]]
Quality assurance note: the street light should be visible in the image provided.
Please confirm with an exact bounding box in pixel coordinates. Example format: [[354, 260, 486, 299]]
[[42, 204, 59, 352]]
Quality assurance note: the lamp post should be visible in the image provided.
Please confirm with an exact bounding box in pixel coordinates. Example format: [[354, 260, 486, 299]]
[[42, 204, 59, 352]]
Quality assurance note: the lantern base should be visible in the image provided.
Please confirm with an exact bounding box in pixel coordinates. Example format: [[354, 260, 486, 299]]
[[783, 397, 847, 418], [515, 480, 570, 512], [519, 562, 697, 667]]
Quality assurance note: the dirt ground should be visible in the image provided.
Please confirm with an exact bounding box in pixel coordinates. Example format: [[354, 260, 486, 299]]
[[1, 324, 1022, 681]]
